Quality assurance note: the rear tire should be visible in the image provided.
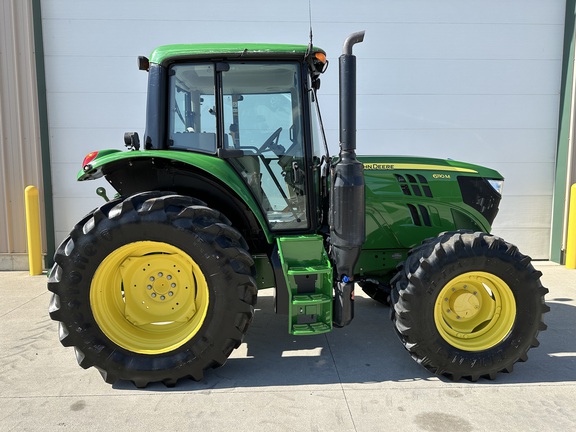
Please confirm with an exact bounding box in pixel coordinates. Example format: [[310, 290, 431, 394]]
[[48, 191, 257, 387], [390, 231, 549, 381]]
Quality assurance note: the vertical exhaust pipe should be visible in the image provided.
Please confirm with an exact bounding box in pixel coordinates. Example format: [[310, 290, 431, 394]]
[[339, 31, 365, 154], [330, 31, 366, 327]]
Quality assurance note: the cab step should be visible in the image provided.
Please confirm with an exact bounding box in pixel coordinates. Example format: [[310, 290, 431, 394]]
[[276, 235, 333, 335]]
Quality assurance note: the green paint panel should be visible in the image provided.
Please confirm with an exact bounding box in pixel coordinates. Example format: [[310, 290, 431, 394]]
[[149, 43, 325, 65], [253, 255, 276, 290], [358, 155, 501, 179]]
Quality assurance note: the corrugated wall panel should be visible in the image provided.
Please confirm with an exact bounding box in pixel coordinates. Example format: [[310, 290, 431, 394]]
[[0, 0, 46, 270], [40, 0, 565, 259]]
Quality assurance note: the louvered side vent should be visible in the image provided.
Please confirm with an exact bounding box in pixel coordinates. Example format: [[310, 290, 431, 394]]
[[418, 204, 432, 226], [407, 204, 433, 227], [407, 204, 421, 225], [396, 174, 433, 198], [396, 174, 411, 195]]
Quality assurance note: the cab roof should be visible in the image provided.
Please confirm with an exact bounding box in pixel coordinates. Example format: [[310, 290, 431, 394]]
[[149, 43, 325, 65]]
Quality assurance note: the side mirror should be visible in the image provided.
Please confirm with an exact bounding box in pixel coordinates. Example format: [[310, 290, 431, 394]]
[[138, 56, 149, 71], [124, 132, 140, 150]]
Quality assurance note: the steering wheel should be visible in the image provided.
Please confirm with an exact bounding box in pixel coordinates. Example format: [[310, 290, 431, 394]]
[[258, 127, 283, 153]]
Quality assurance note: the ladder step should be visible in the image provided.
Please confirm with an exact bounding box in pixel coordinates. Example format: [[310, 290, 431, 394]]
[[287, 266, 332, 276], [292, 293, 331, 303], [291, 322, 332, 335]]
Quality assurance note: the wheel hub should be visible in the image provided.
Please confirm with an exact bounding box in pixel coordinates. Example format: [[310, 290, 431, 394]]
[[90, 241, 209, 354], [445, 285, 480, 320], [434, 271, 516, 351], [121, 253, 197, 326]]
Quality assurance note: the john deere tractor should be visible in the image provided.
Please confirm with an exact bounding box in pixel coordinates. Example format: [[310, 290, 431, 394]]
[[48, 31, 549, 387]]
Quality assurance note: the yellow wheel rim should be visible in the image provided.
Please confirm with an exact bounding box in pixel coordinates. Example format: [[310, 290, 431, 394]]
[[433, 271, 516, 351], [90, 241, 209, 354]]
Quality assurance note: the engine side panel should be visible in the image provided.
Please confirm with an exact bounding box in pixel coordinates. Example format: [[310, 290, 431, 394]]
[[356, 156, 503, 279]]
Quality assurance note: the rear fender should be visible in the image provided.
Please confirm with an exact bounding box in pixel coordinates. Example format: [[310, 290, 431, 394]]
[[78, 149, 273, 244]]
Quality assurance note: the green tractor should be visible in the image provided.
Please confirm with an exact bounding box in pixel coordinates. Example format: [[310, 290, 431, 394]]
[[48, 31, 549, 387]]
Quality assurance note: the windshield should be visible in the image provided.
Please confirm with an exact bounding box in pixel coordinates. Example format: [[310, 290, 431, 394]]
[[168, 61, 309, 231]]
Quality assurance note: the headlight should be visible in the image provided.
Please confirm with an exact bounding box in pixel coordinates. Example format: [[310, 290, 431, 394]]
[[487, 179, 504, 195]]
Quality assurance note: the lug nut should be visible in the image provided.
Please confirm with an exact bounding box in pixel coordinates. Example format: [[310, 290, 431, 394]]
[[147, 285, 152, 290], [151, 293, 157, 298], [158, 272, 163, 277], [149, 276, 155, 282]]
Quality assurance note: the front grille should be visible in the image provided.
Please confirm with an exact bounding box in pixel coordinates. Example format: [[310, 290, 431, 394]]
[[457, 177, 501, 225]]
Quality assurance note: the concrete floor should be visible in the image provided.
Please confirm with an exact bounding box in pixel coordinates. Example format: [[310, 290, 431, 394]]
[[0, 262, 574, 431]]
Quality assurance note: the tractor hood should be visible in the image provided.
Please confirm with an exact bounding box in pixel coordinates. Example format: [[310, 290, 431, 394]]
[[357, 155, 503, 180], [357, 154, 504, 260]]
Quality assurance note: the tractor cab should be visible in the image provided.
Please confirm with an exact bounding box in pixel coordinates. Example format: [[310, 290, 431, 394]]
[[141, 45, 330, 233]]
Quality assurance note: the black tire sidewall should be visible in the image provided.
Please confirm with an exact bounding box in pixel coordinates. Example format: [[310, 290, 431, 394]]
[[394, 233, 545, 378], [52, 194, 254, 383]]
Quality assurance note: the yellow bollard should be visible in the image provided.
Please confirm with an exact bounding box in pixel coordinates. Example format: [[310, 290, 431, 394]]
[[25, 185, 43, 275], [567, 184, 576, 269]]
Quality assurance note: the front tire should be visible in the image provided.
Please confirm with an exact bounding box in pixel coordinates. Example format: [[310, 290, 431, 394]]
[[391, 231, 549, 381], [360, 281, 390, 305], [48, 192, 257, 387]]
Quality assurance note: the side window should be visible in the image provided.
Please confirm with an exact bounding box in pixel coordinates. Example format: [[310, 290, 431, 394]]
[[168, 64, 217, 153], [310, 93, 326, 224], [310, 95, 325, 160]]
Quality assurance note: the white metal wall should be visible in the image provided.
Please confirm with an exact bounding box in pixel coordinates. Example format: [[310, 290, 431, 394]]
[[40, 0, 566, 258]]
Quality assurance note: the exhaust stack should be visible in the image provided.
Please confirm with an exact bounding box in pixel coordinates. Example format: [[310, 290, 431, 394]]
[[330, 31, 366, 327]]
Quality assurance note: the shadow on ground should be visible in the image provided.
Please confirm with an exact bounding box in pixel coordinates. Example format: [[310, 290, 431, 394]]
[[113, 290, 575, 391]]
